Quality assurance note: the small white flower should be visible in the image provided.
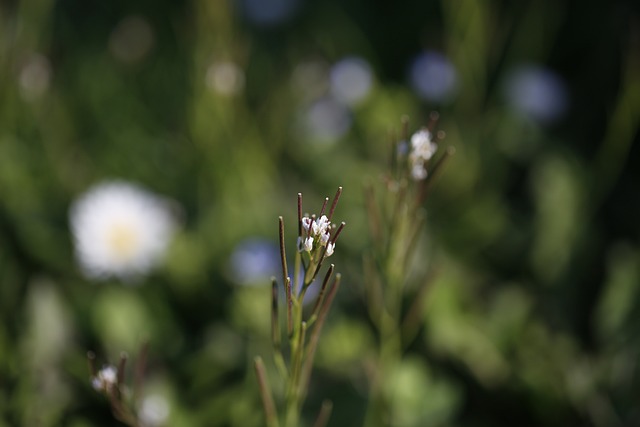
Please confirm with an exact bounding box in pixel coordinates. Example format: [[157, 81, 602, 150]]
[[408, 130, 437, 181], [411, 163, 428, 180], [411, 129, 431, 148], [315, 215, 330, 234], [92, 365, 118, 392], [410, 130, 437, 162], [70, 181, 176, 280], [319, 230, 330, 246], [303, 237, 314, 252], [302, 217, 313, 232], [325, 242, 335, 257]]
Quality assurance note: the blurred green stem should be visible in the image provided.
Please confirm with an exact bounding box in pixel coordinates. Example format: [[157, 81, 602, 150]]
[[363, 171, 431, 426]]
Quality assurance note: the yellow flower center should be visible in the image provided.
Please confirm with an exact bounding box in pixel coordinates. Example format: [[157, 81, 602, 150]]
[[107, 222, 139, 260]]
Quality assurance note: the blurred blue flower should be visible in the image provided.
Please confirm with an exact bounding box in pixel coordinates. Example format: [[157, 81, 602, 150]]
[[303, 97, 352, 142], [330, 56, 374, 106], [239, 0, 300, 27], [229, 239, 280, 286], [503, 65, 568, 124], [229, 238, 321, 305], [409, 51, 457, 102]]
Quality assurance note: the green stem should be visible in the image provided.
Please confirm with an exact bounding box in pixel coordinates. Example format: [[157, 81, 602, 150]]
[[285, 317, 307, 427]]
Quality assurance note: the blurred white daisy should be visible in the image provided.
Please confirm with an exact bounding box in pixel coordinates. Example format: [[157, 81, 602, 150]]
[[70, 181, 176, 281]]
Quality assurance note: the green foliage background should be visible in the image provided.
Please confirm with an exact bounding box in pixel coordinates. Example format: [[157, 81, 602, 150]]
[[1, 0, 639, 425]]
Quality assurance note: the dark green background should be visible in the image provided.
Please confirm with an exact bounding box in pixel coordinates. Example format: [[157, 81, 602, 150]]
[[1, 0, 639, 425]]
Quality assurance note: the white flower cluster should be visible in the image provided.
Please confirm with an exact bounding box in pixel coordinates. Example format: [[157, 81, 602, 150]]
[[409, 129, 438, 180], [92, 365, 118, 392], [298, 215, 335, 256]]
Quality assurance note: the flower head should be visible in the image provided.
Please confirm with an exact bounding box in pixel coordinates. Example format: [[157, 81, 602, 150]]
[[299, 215, 334, 255], [70, 181, 177, 280], [408, 129, 438, 181], [92, 365, 118, 392]]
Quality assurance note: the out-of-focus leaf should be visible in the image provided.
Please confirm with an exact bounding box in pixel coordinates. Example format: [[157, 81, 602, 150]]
[[594, 244, 639, 344], [385, 357, 461, 427]]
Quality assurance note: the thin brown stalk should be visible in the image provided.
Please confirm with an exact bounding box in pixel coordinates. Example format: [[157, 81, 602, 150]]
[[417, 146, 455, 206], [308, 264, 335, 323], [401, 211, 426, 276], [108, 393, 139, 427], [310, 222, 345, 282], [133, 343, 148, 404], [285, 277, 293, 336], [364, 182, 382, 246], [310, 247, 328, 283], [401, 268, 437, 347], [319, 197, 329, 217], [363, 254, 383, 327], [278, 216, 289, 284], [327, 187, 342, 221], [271, 278, 281, 349], [117, 353, 127, 387], [427, 110, 439, 132], [297, 194, 303, 236], [330, 222, 346, 245], [400, 115, 410, 140], [87, 351, 97, 377], [301, 274, 341, 394], [389, 129, 397, 177], [254, 357, 280, 427], [290, 321, 307, 397], [312, 400, 334, 427]]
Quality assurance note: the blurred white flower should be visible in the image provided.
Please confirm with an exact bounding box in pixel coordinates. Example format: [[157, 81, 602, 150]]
[[70, 181, 176, 280], [139, 394, 170, 426], [503, 64, 568, 124], [19, 53, 52, 100], [410, 130, 437, 161], [408, 129, 438, 181], [409, 51, 458, 102], [91, 365, 117, 392], [206, 60, 245, 96], [330, 56, 374, 106]]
